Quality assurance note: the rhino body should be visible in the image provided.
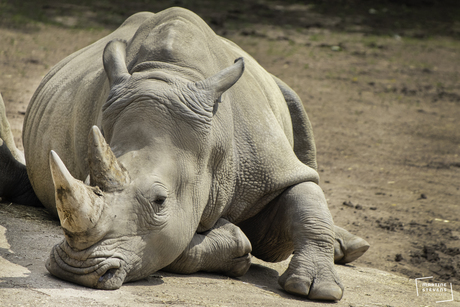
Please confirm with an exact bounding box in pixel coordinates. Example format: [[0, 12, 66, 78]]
[[0, 7, 368, 300]]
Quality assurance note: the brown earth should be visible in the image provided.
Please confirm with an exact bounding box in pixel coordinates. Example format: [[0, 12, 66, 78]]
[[1, 1, 459, 306]]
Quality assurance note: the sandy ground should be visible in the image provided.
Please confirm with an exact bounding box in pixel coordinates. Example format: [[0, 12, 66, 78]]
[[1, 1, 460, 306]]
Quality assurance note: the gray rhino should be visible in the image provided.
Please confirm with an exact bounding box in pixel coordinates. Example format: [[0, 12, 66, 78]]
[[0, 7, 369, 301]]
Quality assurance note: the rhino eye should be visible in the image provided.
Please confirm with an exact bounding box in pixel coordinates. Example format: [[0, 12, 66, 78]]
[[154, 195, 166, 205], [150, 184, 168, 206]]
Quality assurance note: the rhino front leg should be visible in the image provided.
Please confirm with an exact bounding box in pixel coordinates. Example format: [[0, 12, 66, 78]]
[[164, 218, 252, 277], [277, 182, 343, 300], [239, 181, 343, 300]]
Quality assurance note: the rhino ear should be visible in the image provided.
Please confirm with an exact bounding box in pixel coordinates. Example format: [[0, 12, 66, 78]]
[[103, 40, 130, 87], [194, 57, 245, 105]]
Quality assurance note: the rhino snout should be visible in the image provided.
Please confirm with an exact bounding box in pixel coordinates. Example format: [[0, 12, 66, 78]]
[[95, 266, 127, 290], [46, 241, 128, 290]]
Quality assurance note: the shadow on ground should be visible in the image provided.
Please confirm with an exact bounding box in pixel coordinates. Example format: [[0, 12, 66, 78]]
[[1, 0, 460, 38]]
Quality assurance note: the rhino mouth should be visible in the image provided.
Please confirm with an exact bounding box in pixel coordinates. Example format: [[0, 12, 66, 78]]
[[46, 240, 128, 290]]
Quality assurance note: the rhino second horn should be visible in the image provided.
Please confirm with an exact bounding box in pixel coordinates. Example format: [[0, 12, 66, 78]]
[[49, 150, 104, 234], [88, 126, 130, 191]]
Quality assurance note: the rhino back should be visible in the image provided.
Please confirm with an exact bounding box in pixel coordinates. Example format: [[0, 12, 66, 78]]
[[22, 12, 154, 214]]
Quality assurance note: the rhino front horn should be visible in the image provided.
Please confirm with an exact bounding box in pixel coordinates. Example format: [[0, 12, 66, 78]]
[[88, 126, 130, 191], [49, 150, 104, 235]]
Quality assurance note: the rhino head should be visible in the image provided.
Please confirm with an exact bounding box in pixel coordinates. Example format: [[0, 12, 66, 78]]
[[46, 40, 244, 289]]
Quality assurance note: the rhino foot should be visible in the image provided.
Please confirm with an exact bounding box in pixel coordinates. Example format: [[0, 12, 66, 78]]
[[333, 225, 370, 264], [225, 253, 252, 278], [278, 248, 343, 300], [274, 182, 343, 300], [165, 218, 252, 277]]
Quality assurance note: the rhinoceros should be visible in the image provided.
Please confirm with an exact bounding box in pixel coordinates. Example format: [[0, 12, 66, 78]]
[[0, 7, 369, 300]]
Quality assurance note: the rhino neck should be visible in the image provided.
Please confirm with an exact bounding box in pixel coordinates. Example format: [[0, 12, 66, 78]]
[[195, 103, 238, 232]]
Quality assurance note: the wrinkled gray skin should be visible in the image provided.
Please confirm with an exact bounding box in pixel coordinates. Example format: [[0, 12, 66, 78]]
[[0, 7, 369, 301]]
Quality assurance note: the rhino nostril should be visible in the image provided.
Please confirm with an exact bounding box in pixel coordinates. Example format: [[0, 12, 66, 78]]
[[99, 268, 117, 282]]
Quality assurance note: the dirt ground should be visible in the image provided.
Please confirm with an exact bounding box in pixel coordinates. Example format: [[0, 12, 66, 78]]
[[1, 1, 459, 306]]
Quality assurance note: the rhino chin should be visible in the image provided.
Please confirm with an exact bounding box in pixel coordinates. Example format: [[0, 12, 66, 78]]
[[46, 242, 127, 290]]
